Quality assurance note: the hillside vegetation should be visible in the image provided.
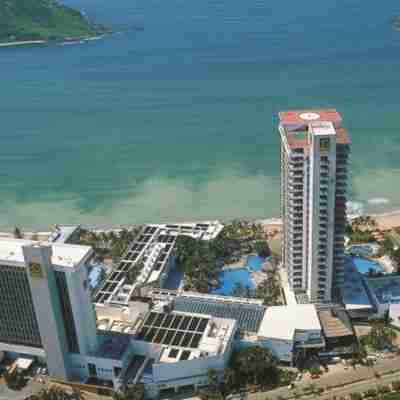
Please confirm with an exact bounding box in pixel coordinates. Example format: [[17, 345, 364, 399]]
[[0, 0, 100, 42]]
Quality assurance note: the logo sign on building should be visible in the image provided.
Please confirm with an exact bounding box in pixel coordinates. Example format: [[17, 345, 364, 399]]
[[320, 138, 330, 152], [29, 263, 44, 279]]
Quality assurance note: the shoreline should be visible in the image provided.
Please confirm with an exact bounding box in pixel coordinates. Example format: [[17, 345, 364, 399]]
[[0, 40, 47, 47], [0, 33, 108, 49], [2, 207, 400, 238]]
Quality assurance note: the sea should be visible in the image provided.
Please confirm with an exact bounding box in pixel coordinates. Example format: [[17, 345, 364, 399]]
[[1, 0, 400, 230]]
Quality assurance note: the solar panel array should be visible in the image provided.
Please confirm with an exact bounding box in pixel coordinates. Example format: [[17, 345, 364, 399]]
[[94, 225, 180, 304], [174, 297, 266, 333], [94, 227, 158, 304], [137, 312, 209, 349]]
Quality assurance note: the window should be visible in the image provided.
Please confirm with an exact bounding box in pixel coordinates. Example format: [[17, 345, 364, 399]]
[[169, 348, 179, 358]]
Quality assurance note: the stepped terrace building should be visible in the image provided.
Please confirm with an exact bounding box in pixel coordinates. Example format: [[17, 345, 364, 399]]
[[278, 110, 351, 302]]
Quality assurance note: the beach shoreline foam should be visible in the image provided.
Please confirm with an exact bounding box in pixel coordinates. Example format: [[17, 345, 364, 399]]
[[2, 207, 400, 238]]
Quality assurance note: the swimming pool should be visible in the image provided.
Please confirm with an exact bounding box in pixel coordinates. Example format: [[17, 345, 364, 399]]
[[163, 266, 184, 290], [246, 255, 265, 272], [210, 255, 265, 296], [352, 256, 384, 275], [348, 243, 379, 257]]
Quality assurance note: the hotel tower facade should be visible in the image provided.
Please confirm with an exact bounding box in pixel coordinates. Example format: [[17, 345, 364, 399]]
[[278, 110, 350, 303]]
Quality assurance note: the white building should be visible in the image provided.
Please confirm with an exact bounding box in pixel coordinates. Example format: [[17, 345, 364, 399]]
[[0, 237, 236, 398], [278, 110, 351, 302], [0, 239, 98, 380], [257, 304, 324, 363]]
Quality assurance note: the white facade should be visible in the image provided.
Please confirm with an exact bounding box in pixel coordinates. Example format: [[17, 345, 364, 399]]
[[279, 110, 350, 302], [0, 239, 98, 381], [257, 304, 324, 363]]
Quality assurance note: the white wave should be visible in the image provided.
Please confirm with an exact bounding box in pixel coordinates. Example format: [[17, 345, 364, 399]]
[[367, 198, 390, 206], [346, 201, 365, 217]]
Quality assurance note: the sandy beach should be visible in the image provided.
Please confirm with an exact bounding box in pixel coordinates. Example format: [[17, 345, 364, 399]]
[[0, 40, 46, 47], [373, 211, 400, 230], [1, 209, 400, 241]]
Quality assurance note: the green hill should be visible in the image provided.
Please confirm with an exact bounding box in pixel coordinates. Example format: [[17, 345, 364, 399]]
[[0, 0, 103, 42]]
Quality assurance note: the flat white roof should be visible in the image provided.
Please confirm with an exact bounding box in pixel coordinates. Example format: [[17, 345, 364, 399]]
[[0, 238, 34, 264], [51, 243, 92, 268], [310, 121, 336, 136], [258, 304, 321, 341], [0, 239, 92, 269], [16, 358, 33, 370]]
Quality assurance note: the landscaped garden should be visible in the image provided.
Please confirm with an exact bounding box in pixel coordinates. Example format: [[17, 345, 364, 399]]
[[175, 220, 282, 303]]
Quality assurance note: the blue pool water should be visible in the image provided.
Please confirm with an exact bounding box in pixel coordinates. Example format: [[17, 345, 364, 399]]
[[352, 256, 384, 275], [348, 244, 376, 257], [163, 267, 184, 290], [247, 255, 265, 272], [210, 255, 265, 296]]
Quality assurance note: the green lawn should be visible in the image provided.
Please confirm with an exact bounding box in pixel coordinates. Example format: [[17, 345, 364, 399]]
[[383, 393, 400, 400]]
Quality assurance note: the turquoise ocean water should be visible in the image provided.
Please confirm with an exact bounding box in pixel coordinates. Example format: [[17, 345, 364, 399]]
[[1, 0, 400, 229]]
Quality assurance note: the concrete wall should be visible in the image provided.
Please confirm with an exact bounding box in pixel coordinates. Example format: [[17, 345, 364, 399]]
[[23, 245, 70, 380], [0, 342, 46, 358], [64, 263, 98, 355], [68, 353, 123, 383], [153, 354, 225, 383]]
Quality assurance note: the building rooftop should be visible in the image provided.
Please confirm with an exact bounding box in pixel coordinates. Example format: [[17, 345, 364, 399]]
[[48, 225, 80, 244], [279, 109, 350, 149], [173, 296, 266, 333], [0, 239, 92, 269], [279, 109, 342, 125], [94, 221, 224, 306], [51, 243, 92, 268], [258, 304, 321, 341], [0, 238, 34, 264], [136, 310, 236, 358], [309, 121, 336, 136], [95, 333, 131, 360], [317, 308, 354, 338], [367, 275, 400, 305]]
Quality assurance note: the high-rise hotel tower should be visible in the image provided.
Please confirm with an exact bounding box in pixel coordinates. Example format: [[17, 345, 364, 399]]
[[278, 110, 350, 302]]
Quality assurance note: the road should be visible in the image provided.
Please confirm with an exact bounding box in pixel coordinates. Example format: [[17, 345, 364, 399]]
[[248, 356, 400, 400]]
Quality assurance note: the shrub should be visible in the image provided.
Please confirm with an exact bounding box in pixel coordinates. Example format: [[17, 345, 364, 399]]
[[349, 393, 363, 400], [377, 384, 391, 394], [364, 388, 378, 398], [392, 380, 400, 392]]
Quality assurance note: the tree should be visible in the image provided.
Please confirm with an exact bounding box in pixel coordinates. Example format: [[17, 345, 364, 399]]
[[207, 368, 219, 391], [392, 380, 400, 392], [198, 389, 224, 400], [230, 346, 279, 389], [113, 384, 145, 400], [254, 241, 270, 258], [223, 368, 236, 390], [14, 226, 23, 239], [29, 387, 81, 399]]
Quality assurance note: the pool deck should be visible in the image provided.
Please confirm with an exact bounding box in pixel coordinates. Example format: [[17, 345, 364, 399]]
[[222, 256, 246, 271]]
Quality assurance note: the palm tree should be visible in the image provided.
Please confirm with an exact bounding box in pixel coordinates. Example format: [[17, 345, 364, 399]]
[[14, 226, 23, 239]]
